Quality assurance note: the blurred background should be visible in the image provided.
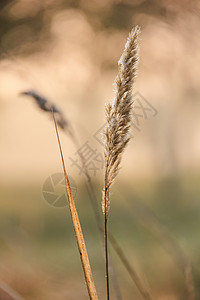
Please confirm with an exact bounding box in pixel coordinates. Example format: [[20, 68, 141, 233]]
[[0, 0, 200, 299]]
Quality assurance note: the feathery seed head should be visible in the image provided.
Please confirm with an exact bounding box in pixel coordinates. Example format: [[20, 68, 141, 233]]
[[102, 26, 140, 217]]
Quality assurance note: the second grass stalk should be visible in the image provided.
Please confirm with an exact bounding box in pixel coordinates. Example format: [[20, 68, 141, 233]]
[[102, 26, 140, 300]]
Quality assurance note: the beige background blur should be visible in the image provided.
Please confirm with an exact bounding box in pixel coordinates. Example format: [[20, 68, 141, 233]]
[[0, 0, 199, 184], [0, 1, 200, 300]]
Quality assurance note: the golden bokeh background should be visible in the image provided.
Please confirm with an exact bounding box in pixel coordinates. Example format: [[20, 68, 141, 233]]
[[0, 1, 200, 299]]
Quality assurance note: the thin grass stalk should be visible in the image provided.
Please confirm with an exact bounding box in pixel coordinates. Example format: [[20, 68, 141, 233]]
[[102, 26, 140, 300], [52, 111, 99, 300], [104, 211, 110, 300]]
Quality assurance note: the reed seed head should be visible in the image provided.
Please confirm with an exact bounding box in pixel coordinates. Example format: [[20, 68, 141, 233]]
[[102, 26, 140, 217]]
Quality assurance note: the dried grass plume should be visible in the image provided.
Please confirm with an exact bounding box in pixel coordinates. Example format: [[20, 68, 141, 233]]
[[102, 26, 140, 217]]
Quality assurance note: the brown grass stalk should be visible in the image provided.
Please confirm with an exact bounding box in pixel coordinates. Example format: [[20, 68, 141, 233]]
[[102, 26, 140, 300], [52, 111, 99, 300]]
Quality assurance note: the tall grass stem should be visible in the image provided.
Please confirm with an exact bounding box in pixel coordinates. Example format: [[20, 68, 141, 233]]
[[52, 111, 99, 300]]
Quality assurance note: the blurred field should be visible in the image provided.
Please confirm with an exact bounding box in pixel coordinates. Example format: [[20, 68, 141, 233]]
[[0, 175, 200, 299], [0, 1, 200, 299]]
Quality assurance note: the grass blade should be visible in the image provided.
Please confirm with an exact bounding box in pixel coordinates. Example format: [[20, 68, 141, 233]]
[[52, 111, 99, 300]]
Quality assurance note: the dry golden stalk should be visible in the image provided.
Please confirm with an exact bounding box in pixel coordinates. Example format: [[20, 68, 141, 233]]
[[52, 111, 99, 300], [102, 26, 140, 300]]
